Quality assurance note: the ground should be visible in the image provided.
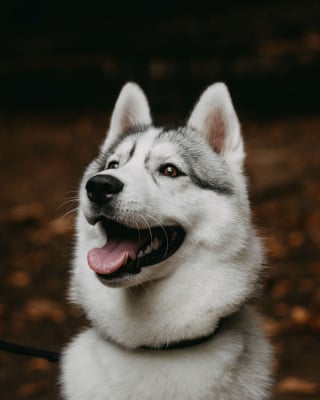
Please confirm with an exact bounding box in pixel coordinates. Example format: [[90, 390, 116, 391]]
[[0, 112, 319, 399]]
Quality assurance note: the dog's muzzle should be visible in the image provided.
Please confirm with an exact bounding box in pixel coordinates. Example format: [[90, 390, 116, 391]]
[[84, 174, 186, 283]]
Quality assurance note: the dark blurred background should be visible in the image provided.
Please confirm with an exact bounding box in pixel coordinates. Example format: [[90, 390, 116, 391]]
[[1, 0, 320, 116], [0, 1, 319, 399]]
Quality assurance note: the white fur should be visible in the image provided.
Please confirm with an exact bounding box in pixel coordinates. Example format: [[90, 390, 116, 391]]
[[61, 83, 273, 399]]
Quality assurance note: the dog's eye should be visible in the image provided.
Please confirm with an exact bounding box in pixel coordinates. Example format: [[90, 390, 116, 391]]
[[160, 164, 179, 178], [107, 161, 119, 170]]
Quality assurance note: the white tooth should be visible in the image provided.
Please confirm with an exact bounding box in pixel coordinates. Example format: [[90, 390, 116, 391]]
[[138, 239, 160, 258], [152, 237, 160, 251], [123, 253, 128, 265], [138, 250, 144, 258], [144, 245, 152, 255]]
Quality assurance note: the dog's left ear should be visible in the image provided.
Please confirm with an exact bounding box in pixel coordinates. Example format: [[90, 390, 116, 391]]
[[103, 82, 152, 147], [187, 83, 244, 168]]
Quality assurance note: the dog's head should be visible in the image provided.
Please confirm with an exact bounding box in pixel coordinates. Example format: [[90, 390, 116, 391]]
[[69, 83, 264, 347], [75, 82, 257, 290]]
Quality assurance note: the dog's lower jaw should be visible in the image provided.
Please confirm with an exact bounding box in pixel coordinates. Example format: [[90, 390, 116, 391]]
[[95, 268, 167, 289]]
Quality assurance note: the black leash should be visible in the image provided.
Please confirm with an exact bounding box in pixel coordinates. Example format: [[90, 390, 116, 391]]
[[0, 330, 218, 361], [0, 316, 226, 360], [0, 340, 60, 363]]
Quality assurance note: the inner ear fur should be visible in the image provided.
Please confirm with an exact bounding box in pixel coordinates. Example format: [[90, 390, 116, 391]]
[[187, 83, 244, 163]]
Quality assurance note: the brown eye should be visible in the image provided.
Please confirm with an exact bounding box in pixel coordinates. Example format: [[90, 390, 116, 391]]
[[107, 161, 119, 169], [161, 164, 178, 177]]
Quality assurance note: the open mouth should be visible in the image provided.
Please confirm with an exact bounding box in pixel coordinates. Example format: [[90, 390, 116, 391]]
[[87, 217, 185, 281]]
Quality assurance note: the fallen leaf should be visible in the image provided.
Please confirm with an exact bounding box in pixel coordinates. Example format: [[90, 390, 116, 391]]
[[6, 271, 30, 287], [266, 236, 288, 258], [48, 216, 72, 235], [288, 231, 304, 247], [299, 278, 314, 293], [19, 381, 48, 397], [262, 317, 281, 336], [277, 376, 319, 394], [25, 298, 66, 322], [25, 358, 50, 372], [274, 302, 289, 317], [9, 203, 45, 224], [290, 306, 311, 325], [31, 216, 72, 244], [270, 280, 290, 299]]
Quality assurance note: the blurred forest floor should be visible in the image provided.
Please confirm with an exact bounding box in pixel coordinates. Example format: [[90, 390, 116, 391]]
[[0, 110, 319, 399]]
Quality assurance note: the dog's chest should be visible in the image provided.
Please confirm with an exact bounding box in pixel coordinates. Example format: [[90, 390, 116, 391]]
[[62, 327, 245, 400]]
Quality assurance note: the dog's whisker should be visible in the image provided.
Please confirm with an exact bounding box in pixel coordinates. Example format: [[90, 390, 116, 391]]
[[139, 214, 153, 245], [60, 207, 78, 222], [56, 198, 79, 212], [132, 216, 142, 244], [146, 214, 170, 258]]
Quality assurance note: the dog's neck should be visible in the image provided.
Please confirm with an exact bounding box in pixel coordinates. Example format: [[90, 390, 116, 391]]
[[83, 256, 257, 350], [138, 317, 224, 351]]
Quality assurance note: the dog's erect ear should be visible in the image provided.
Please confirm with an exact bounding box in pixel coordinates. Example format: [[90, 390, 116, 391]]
[[187, 83, 244, 167], [104, 82, 152, 147]]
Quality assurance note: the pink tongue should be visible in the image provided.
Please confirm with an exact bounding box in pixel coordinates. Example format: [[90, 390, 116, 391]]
[[87, 235, 145, 275]]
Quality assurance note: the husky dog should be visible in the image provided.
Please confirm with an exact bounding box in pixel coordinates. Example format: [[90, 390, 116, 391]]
[[61, 83, 273, 399]]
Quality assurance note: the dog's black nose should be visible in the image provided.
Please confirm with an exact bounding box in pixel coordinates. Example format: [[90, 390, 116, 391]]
[[86, 175, 124, 204]]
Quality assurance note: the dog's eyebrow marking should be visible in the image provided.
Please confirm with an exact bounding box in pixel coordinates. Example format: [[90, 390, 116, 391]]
[[179, 151, 234, 195], [128, 142, 136, 161], [144, 151, 150, 166], [105, 124, 151, 158], [189, 171, 234, 195], [95, 125, 151, 171], [144, 151, 159, 186]]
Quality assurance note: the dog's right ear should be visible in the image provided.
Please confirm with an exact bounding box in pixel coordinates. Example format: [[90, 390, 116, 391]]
[[103, 83, 152, 148]]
